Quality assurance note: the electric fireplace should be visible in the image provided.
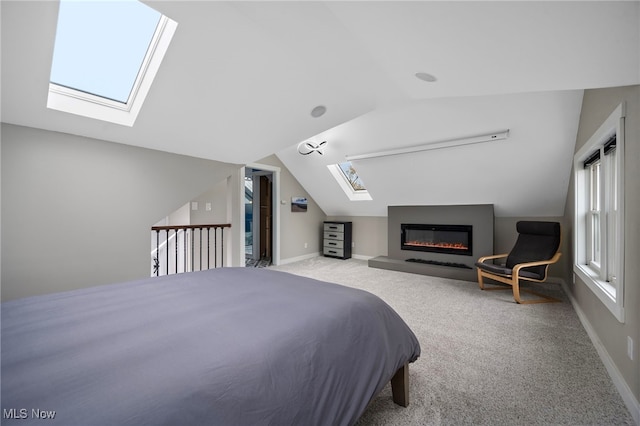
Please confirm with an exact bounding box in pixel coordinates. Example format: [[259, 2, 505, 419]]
[[401, 224, 473, 256]]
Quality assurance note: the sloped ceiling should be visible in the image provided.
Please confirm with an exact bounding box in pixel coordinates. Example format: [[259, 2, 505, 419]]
[[277, 90, 584, 217], [2, 1, 639, 218]]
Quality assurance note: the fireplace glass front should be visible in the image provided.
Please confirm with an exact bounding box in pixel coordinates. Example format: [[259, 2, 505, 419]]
[[401, 224, 473, 256]]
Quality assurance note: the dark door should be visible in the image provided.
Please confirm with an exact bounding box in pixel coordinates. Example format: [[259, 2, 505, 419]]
[[259, 175, 272, 260]]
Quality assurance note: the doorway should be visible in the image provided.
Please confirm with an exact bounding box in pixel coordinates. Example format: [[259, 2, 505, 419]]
[[245, 168, 273, 267]]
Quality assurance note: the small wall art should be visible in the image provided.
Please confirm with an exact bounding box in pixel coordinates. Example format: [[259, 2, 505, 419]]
[[291, 197, 308, 212]]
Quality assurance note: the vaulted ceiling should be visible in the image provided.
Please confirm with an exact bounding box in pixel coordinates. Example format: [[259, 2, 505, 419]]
[[2, 1, 639, 217]]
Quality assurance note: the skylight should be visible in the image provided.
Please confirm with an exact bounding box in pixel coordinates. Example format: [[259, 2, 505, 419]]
[[338, 161, 367, 192], [328, 161, 372, 201], [47, 0, 178, 126]]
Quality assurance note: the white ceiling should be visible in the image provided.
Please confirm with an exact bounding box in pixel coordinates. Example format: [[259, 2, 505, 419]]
[[2, 1, 639, 217], [278, 90, 585, 217]]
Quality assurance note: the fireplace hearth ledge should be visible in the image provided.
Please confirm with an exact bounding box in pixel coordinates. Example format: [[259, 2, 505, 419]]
[[368, 256, 477, 282]]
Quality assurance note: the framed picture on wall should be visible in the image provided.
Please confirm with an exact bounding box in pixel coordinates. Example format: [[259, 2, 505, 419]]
[[291, 197, 308, 212]]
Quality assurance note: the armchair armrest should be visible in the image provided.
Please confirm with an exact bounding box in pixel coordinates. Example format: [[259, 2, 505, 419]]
[[477, 253, 508, 264], [512, 252, 562, 275]]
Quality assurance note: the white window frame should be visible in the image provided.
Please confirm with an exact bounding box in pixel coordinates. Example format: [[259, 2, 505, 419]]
[[587, 160, 601, 272], [573, 102, 625, 322], [327, 164, 372, 201], [47, 14, 178, 127]]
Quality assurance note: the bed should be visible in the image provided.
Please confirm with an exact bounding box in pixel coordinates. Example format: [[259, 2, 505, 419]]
[[1, 267, 420, 425]]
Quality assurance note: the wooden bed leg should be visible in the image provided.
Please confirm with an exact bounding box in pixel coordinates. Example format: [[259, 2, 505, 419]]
[[391, 363, 409, 407]]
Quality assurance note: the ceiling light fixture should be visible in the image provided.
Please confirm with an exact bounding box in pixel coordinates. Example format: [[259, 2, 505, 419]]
[[345, 130, 509, 161], [415, 72, 437, 82], [298, 140, 327, 156], [310, 105, 327, 118]]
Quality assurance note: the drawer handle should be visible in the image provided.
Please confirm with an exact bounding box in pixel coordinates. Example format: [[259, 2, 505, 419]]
[[329, 234, 337, 238], [328, 242, 337, 246], [329, 226, 338, 230], [329, 250, 337, 254]]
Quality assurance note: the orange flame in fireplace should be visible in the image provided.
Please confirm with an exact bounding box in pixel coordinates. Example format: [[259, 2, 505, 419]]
[[405, 241, 468, 250]]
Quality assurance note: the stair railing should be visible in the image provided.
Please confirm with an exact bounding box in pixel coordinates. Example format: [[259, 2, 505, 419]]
[[151, 224, 231, 276]]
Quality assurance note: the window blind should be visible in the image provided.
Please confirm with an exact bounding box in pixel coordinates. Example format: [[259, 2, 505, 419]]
[[583, 150, 601, 168], [603, 134, 616, 155], [583, 134, 616, 169]]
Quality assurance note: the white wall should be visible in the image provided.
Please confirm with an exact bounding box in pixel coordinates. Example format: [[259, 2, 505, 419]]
[[1, 124, 240, 301]]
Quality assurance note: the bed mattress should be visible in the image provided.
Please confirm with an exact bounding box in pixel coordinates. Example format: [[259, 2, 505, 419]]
[[1, 267, 420, 425]]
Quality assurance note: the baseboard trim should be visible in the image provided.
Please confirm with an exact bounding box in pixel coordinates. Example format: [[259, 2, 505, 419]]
[[560, 280, 640, 425], [352, 254, 374, 261], [279, 253, 374, 264], [278, 252, 320, 265]]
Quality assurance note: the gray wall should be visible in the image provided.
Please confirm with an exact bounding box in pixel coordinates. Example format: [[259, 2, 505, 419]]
[[1, 124, 240, 301], [325, 216, 388, 259], [563, 85, 640, 408], [189, 179, 228, 225], [386, 205, 494, 268], [255, 155, 327, 263]]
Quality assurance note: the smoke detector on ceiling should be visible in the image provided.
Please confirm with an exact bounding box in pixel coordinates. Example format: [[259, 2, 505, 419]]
[[415, 72, 437, 82], [310, 105, 327, 118]]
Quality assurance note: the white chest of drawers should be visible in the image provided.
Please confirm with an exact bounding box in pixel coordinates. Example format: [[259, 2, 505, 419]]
[[323, 221, 352, 259]]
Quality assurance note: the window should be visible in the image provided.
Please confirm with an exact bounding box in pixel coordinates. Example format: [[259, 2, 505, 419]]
[[327, 161, 372, 201], [47, 0, 178, 126], [574, 103, 625, 322], [586, 157, 602, 270], [338, 161, 367, 192]]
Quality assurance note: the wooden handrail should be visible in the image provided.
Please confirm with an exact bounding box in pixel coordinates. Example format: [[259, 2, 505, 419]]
[[151, 223, 231, 231]]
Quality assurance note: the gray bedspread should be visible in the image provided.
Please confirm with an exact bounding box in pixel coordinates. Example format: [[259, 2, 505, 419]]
[[1, 267, 420, 425]]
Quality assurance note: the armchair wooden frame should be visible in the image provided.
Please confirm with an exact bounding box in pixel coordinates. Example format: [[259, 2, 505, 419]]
[[476, 252, 562, 304]]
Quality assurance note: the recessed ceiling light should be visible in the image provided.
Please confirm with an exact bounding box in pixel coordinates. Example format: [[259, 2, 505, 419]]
[[415, 72, 437, 82], [310, 105, 327, 118]]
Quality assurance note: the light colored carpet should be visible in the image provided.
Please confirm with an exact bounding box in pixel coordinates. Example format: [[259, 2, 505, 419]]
[[270, 257, 634, 425]]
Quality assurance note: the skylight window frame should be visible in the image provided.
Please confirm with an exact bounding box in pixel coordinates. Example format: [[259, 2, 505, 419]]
[[47, 11, 178, 127], [327, 162, 372, 201], [337, 161, 368, 192]]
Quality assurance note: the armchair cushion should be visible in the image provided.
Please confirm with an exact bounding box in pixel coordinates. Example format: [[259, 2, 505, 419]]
[[475, 221, 562, 304], [475, 262, 544, 280], [505, 221, 561, 279]]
